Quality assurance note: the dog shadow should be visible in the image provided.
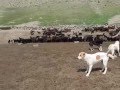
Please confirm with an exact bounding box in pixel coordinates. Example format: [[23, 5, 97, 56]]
[[77, 67, 111, 72], [77, 67, 102, 72]]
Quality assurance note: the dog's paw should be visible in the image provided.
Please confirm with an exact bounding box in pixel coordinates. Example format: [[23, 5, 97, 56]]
[[102, 72, 106, 74], [86, 74, 89, 77], [85, 71, 88, 73], [99, 69, 104, 72]]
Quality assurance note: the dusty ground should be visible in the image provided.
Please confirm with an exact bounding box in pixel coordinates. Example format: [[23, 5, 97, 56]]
[[0, 42, 120, 90]]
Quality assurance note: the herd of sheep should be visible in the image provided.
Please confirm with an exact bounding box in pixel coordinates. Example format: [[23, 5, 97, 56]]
[[8, 25, 120, 44]]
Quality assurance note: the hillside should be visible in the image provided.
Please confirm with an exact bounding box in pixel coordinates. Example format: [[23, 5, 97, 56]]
[[0, 0, 120, 26]]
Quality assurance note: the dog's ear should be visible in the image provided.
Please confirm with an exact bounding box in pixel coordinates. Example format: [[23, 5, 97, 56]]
[[80, 52, 86, 58], [96, 55, 101, 60], [82, 52, 86, 56]]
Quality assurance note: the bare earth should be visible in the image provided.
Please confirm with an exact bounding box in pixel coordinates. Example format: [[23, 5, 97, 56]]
[[0, 42, 120, 90]]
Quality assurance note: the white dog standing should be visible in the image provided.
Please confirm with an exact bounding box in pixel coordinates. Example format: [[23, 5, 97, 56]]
[[107, 41, 120, 56], [77, 52, 114, 77]]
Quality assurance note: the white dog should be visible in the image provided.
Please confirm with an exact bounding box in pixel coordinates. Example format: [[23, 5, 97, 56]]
[[107, 41, 120, 56], [77, 52, 114, 77]]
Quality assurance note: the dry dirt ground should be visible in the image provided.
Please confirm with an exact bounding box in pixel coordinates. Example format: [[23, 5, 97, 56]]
[[0, 42, 120, 90]]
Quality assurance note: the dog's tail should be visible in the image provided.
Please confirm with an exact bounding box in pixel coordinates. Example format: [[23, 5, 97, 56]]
[[107, 53, 115, 59], [106, 48, 115, 59]]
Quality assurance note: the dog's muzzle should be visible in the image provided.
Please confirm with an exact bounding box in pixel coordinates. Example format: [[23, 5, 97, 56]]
[[78, 56, 82, 60]]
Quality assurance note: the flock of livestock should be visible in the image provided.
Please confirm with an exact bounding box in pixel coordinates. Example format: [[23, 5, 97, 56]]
[[8, 25, 120, 44]]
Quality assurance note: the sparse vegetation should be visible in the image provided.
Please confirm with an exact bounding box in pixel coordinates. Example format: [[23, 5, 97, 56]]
[[0, 0, 120, 26]]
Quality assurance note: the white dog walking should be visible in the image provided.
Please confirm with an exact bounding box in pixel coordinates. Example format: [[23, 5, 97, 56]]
[[78, 52, 114, 77], [107, 41, 120, 56]]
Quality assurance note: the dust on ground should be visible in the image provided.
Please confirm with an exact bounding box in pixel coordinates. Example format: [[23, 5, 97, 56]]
[[0, 42, 120, 90]]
